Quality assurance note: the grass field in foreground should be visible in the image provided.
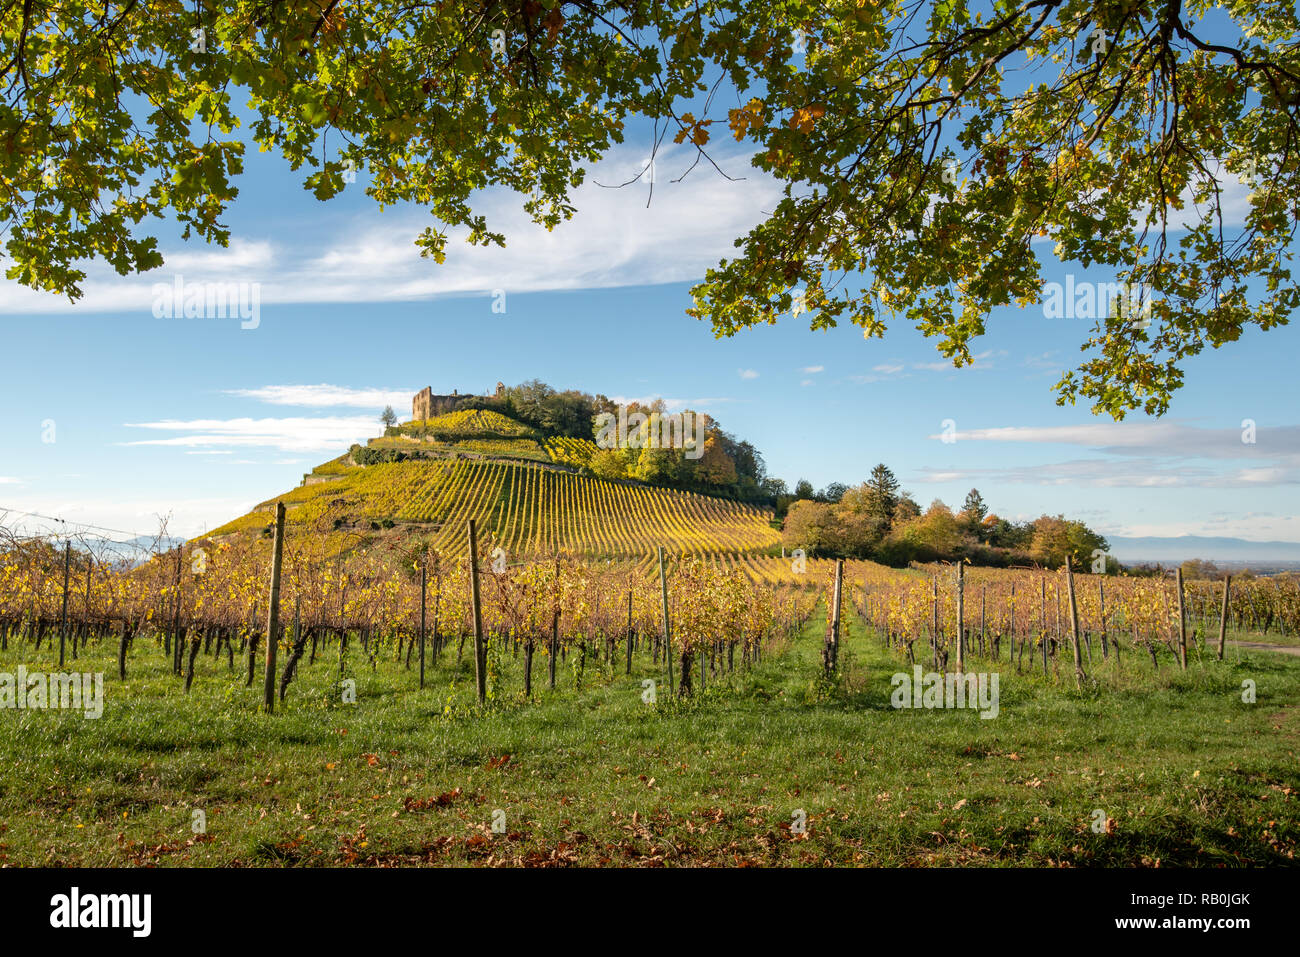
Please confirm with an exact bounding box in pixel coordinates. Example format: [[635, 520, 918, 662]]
[[0, 611, 1297, 866]]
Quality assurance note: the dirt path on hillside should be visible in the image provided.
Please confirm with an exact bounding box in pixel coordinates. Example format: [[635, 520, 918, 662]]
[[1228, 640, 1300, 657]]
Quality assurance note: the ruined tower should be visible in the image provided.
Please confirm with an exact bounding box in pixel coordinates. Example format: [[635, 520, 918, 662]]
[[411, 386, 464, 422], [412, 386, 434, 422]]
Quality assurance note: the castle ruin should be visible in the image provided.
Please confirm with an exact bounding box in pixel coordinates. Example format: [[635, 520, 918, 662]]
[[411, 382, 507, 421]]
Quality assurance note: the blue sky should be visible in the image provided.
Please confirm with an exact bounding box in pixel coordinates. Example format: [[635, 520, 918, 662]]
[[1, 119, 1297, 547]]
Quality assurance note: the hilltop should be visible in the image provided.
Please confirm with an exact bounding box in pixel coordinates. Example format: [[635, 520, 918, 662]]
[[206, 389, 781, 560]]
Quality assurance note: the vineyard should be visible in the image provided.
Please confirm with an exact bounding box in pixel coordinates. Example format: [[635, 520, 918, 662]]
[[205, 400, 782, 566], [3, 514, 1299, 706], [542, 435, 598, 469], [208, 460, 781, 559], [848, 561, 1300, 669], [398, 409, 540, 437], [1, 514, 1298, 865]]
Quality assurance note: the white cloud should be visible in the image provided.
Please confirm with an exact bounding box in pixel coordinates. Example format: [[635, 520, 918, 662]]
[[848, 365, 911, 384], [913, 456, 1300, 489], [122, 415, 383, 454], [738, 368, 759, 380], [226, 384, 415, 410], [1023, 351, 1059, 370], [0, 477, 22, 484], [917, 349, 1003, 372], [163, 239, 276, 272], [0, 142, 782, 314], [0, 495, 260, 540], [922, 421, 1300, 464], [801, 365, 824, 374]]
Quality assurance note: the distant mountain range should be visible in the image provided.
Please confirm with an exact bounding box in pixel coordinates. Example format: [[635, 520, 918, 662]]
[[1108, 535, 1300, 566]]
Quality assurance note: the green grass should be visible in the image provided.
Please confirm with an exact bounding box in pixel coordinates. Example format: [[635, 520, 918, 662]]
[[0, 612, 1297, 867]]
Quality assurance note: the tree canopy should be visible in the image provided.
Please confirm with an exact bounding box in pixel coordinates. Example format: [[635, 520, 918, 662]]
[[4, 2, 1296, 416], [781, 471, 1108, 568]]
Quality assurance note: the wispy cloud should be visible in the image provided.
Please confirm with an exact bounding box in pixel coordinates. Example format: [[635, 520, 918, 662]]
[[122, 416, 383, 454], [738, 368, 759, 380], [916, 421, 1300, 490], [913, 459, 1281, 489], [849, 366, 910, 384], [0, 495, 261, 540], [923, 421, 1299, 461], [913, 349, 1003, 372], [1023, 351, 1059, 369], [225, 384, 415, 409], [0, 142, 782, 315], [800, 365, 824, 374]]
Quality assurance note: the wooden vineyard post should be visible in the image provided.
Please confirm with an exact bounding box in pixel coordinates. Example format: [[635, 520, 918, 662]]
[[58, 539, 70, 668], [626, 587, 633, 676], [931, 575, 939, 670], [172, 547, 183, 674], [1217, 575, 1231, 661], [118, 621, 130, 680], [1098, 579, 1109, 660], [419, 554, 427, 689], [955, 561, 964, 674], [658, 547, 674, 695], [468, 519, 487, 706], [1009, 583, 1016, 671], [262, 501, 286, 714], [1175, 566, 1188, 670], [980, 584, 986, 658], [1040, 576, 1048, 676], [549, 557, 559, 690], [76, 553, 92, 659], [826, 559, 843, 676], [1054, 586, 1061, 661], [1064, 557, 1087, 688]]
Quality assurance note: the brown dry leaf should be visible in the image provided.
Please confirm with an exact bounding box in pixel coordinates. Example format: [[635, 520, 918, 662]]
[[544, 6, 564, 44]]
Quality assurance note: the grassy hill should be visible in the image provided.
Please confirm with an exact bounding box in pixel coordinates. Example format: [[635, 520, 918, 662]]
[[207, 409, 780, 559]]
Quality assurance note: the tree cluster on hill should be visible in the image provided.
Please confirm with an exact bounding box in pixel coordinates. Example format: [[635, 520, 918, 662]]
[[351, 444, 408, 466], [582, 398, 769, 501], [780, 465, 1113, 570], [408, 380, 773, 503]]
